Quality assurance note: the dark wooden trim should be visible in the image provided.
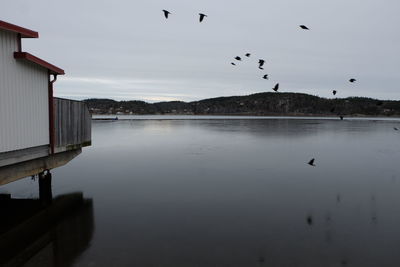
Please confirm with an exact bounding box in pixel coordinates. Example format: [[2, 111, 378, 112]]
[[17, 33, 22, 52], [14, 52, 65, 75], [0, 20, 38, 38]]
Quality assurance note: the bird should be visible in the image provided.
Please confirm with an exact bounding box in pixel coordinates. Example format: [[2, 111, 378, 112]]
[[272, 83, 279, 92], [263, 74, 269, 80], [258, 59, 265, 68], [162, 10, 171, 19], [349, 78, 356, 83], [308, 158, 315, 166], [333, 90, 337, 95], [235, 56, 242, 61], [231, 62, 236, 66], [245, 53, 251, 57], [199, 13, 207, 22], [339, 115, 344, 120], [300, 25, 310, 30], [394, 127, 399, 131], [259, 66, 264, 70]]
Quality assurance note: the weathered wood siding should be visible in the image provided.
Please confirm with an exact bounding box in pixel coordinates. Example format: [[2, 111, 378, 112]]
[[54, 98, 91, 150]]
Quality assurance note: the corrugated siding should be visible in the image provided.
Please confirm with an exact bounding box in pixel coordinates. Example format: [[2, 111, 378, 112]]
[[0, 30, 49, 153]]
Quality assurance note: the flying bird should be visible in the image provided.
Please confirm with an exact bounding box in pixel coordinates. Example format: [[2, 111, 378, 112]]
[[272, 83, 279, 92], [245, 53, 251, 57], [308, 158, 315, 166], [333, 90, 337, 95], [162, 10, 171, 19], [258, 59, 265, 68], [231, 62, 236, 66], [300, 25, 310, 30], [235, 56, 242, 61], [394, 127, 399, 131], [259, 66, 264, 70], [263, 74, 269, 80], [199, 13, 207, 22], [349, 78, 356, 83]]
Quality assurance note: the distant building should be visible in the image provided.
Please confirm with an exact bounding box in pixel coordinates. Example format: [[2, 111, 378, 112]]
[[0, 20, 91, 185]]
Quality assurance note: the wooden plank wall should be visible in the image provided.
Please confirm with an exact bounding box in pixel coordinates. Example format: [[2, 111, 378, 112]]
[[54, 98, 91, 149]]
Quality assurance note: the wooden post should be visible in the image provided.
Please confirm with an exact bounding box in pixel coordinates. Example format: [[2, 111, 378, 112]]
[[38, 171, 52, 205]]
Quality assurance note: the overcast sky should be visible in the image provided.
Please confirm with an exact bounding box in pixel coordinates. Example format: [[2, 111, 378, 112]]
[[2, 0, 400, 102]]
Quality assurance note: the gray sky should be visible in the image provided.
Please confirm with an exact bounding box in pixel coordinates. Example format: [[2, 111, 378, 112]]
[[2, 0, 400, 102]]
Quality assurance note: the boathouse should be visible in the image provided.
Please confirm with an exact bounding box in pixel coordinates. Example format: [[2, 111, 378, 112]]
[[0, 20, 91, 185]]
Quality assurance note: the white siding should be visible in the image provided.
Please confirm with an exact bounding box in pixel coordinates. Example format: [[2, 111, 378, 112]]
[[0, 30, 49, 153]]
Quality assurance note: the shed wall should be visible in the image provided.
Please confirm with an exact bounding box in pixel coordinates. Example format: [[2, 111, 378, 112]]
[[0, 30, 49, 153]]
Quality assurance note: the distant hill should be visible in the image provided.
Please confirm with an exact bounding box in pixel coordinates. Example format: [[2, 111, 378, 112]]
[[84, 92, 400, 116]]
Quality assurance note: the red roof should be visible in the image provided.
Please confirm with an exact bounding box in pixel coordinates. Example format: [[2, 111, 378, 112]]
[[14, 52, 65, 75], [0, 20, 38, 38]]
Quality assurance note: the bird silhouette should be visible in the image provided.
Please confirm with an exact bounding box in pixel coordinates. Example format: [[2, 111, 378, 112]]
[[199, 13, 207, 22], [300, 25, 310, 30], [308, 158, 315, 166], [349, 78, 356, 83], [245, 53, 251, 57], [263, 74, 269, 80], [340, 115, 344, 120], [162, 10, 171, 19], [272, 83, 279, 92], [394, 127, 399, 131], [231, 62, 236, 66], [333, 90, 337, 95], [235, 56, 242, 61], [259, 59, 265, 68], [259, 66, 264, 70]]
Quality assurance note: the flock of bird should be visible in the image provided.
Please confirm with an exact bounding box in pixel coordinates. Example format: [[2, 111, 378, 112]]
[[160, 10, 399, 168]]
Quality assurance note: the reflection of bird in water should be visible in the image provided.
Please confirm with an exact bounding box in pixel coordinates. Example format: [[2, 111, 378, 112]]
[[306, 215, 313, 225], [162, 10, 171, 19], [307, 158, 315, 166]]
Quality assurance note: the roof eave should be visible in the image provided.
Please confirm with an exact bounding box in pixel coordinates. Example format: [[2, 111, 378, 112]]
[[14, 52, 65, 75], [0, 20, 38, 38]]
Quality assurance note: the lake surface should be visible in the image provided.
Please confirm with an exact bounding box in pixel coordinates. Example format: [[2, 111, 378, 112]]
[[2, 116, 400, 266]]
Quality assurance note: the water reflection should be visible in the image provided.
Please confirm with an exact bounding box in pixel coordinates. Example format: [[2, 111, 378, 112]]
[[0, 172, 94, 267], [2, 117, 400, 266]]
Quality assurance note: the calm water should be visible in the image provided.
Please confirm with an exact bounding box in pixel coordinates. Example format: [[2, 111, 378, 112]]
[[2, 116, 400, 266]]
